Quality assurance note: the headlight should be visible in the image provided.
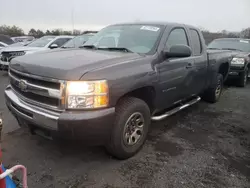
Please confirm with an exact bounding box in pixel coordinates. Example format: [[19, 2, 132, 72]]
[[231, 57, 245, 65], [66, 80, 108, 109]]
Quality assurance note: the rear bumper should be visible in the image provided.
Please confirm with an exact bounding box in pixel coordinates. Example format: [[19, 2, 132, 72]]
[[5, 86, 115, 144]]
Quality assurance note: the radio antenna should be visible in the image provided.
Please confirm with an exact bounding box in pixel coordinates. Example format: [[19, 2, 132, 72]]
[[71, 5, 76, 47]]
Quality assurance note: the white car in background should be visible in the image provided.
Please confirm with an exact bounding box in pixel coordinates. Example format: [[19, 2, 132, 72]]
[[11, 36, 35, 43], [0, 35, 73, 70], [0, 42, 8, 50]]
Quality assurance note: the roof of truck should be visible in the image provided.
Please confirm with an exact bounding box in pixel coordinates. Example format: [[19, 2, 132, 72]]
[[213, 38, 250, 41], [111, 21, 198, 29]]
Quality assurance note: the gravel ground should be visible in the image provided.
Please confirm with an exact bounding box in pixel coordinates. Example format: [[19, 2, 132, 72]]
[[0, 71, 250, 188]]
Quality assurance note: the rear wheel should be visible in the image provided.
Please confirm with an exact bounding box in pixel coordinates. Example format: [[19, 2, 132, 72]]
[[238, 68, 248, 87], [106, 97, 150, 160], [202, 73, 223, 103]]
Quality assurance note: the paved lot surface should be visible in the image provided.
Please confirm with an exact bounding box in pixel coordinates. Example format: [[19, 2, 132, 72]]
[[0, 71, 250, 188]]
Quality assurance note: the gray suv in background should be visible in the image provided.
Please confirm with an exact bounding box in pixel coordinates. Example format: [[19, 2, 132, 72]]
[[0, 35, 73, 70], [61, 33, 95, 49]]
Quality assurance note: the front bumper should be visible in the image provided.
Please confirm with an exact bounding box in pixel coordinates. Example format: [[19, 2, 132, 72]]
[[5, 86, 115, 144], [228, 65, 245, 76]]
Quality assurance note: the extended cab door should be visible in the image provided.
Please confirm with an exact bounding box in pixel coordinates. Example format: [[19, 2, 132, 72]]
[[187, 27, 208, 94], [155, 26, 197, 109]]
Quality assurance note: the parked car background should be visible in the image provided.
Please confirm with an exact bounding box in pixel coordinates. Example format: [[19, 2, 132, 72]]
[[208, 38, 250, 87], [61, 33, 95, 48], [11, 36, 35, 43], [0, 34, 15, 49], [0, 42, 8, 50], [0, 35, 74, 70]]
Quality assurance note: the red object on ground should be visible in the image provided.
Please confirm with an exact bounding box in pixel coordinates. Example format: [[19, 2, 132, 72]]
[[0, 166, 6, 188], [0, 149, 6, 188], [0, 147, 6, 188]]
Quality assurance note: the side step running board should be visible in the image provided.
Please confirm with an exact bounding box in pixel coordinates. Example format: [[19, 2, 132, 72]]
[[151, 96, 201, 121]]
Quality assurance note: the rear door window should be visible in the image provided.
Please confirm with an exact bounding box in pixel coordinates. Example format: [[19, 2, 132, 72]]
[[190, 29, 202, 56]]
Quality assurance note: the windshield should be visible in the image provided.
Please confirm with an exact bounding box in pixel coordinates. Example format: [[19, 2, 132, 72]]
[[208, 39, 250, 52], [27, 36, 56, 47], [62, 34, 94, 48], [83, 24, 163, 54]]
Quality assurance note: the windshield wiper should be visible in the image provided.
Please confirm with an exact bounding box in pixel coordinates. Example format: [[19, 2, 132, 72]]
[[221, 48, 243, 52], [80, 45, 97, 49], [97, 47, 133, 53]]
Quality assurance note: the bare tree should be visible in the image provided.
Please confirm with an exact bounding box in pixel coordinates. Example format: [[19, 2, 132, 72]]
[[240, 28, 250, 39], [0, 25, 24, 37]]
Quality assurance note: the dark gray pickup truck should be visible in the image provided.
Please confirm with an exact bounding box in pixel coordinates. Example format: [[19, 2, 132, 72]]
[[5, 22, 233, 159], [208, 38, 250, 87]]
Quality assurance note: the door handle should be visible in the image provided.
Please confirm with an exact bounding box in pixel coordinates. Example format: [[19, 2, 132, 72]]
[[186, 63, 193, 69]]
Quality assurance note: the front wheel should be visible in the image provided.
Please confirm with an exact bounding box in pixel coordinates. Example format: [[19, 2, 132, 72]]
[[202, 73, 223, 103], [238, 68, 248, 87], [106, 97, 151, 160]]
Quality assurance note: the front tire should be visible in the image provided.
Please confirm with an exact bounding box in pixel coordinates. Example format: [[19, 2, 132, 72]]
[[106, 97, 151, 160], [202, 73, 223, 103], [238, 68, 248, 87]]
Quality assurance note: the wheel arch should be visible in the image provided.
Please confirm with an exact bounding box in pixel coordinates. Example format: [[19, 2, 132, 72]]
[[218, 62, 230, 81], [116, 86, 156, 113]]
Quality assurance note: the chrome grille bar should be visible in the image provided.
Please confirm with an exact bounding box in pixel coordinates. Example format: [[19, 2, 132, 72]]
[[8, 68, 66, 112], [9, 72, 61, 99], [11, 87, 63, 111]]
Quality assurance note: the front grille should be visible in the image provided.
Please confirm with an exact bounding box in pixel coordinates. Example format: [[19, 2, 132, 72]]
[[9, 68, 64, 111], [1, 51, 25, 62], [11, 84, 59, 107], [10, 69, 60, 89]]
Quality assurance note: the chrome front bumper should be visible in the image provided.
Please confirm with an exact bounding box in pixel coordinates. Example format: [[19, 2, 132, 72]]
[[5, 85, 116, 143], [5, 85, 60, 130]]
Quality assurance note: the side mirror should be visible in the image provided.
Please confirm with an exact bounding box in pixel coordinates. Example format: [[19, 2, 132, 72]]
[[164, 44, 192, 58], [49, 44, 58, 49]]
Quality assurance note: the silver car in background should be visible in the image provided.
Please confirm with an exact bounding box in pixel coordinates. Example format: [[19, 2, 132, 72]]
[[0, 35, 73, 70], [11, 36, 35, 43], [0, 34, 15, 50], [61, 33, 95, 49], [0, 42, 8, 50]]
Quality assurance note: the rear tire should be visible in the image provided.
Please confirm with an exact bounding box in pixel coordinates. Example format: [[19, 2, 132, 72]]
[[238, 68, 248, 87], [202, 73, 223, 103], [106, 97, 151, 160]]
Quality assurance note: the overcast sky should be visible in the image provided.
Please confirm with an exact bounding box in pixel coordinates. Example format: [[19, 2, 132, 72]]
[[0, 0, 250, 33]]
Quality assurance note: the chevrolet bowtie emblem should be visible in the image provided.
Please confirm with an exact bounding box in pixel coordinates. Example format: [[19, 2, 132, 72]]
[[19, 79, 28, 92]]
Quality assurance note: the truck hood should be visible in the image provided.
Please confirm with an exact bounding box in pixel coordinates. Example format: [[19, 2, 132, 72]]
[[10, 48, 143, 80]]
